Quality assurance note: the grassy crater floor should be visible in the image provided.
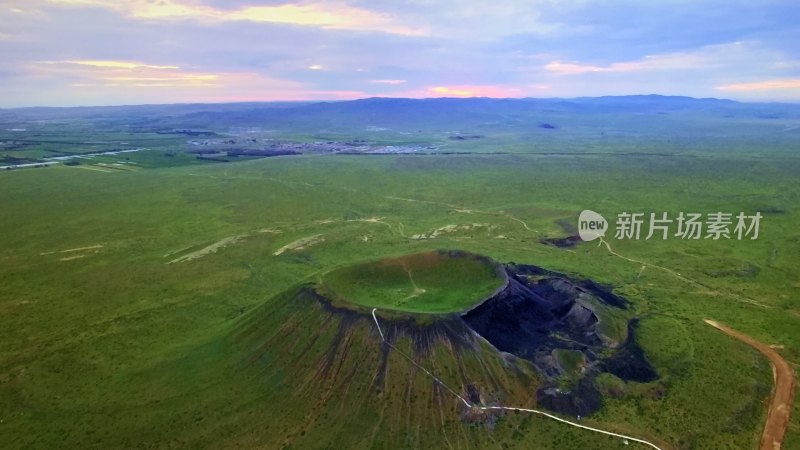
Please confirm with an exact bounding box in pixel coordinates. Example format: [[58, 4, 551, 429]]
[[319, 250, 506, 313]]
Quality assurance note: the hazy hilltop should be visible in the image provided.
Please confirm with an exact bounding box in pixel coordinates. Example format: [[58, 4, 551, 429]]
[[3, 95, 800, 129], [3, 95, 799, 163]]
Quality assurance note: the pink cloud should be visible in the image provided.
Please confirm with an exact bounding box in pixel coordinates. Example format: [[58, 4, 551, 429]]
[[715, 79, 800, 91], [424, 84, 523, 98]]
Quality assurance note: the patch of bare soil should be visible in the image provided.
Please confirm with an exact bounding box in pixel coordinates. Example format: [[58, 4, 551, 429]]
[[273, 234, 324, 256], [168, 235, 246, 263]]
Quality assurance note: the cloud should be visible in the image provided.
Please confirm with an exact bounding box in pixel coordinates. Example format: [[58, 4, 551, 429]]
[[9, 54, 367, 105], [44, 0, 426, 35], [370, 79, 406, 85], [102, 74, 220, 86], [226, 4, 423, 35], [715, 79, 800, 92], [43, 60, 179, 70], [544, 49, 714, 75], [33, 59, 221, 88], [371, 0, 564, 40], [425, 84, 523, 98], [536, 41, 800, 99]]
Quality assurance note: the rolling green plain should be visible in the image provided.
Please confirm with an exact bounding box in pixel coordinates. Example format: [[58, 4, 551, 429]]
[[0, 97, 798, 449]]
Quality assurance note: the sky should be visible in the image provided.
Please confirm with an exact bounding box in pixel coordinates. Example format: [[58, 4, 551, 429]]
[[1, 0, 799, 107]]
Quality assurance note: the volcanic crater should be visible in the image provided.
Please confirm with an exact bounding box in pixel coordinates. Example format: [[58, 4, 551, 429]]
[[242, 250, 658, 419]]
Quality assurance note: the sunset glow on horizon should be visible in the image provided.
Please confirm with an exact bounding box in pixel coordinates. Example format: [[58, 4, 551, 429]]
[[1, 0, 799, 106]]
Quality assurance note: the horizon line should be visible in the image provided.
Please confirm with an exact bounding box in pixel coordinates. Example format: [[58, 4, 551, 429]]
[[2, 94, 800, 110]]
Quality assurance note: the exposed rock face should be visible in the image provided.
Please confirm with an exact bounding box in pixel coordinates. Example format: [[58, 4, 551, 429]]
[[536, 377, 602, 416], [462, 264, 657, 416], [462, 267, 615, 362]]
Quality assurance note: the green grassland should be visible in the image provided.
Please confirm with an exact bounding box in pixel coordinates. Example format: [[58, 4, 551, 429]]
[[319, 251, 505, 313], [0, 99, 798, 449]]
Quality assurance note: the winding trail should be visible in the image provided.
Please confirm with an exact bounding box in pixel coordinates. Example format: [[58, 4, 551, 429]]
[[400, 265, 426, 302], [598, 237, 769, 309], [371, 308, 471, 408], [371, 308, 665, 449], [704, 320, 796, 450], [499, 212, 537, 232], [598, 237, 692, 284], [383, 195, 538, 233]]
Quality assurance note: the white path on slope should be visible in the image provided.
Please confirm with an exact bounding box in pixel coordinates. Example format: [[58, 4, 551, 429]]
[[371, 308, 471, 408], [370, 308, 664, 450]]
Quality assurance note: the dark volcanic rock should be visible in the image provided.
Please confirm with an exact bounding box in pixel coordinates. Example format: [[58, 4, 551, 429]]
[[602, 319, 659, 383], [508, 264, 628, 309], [448, 134, 484, 140], [462, 264, 657, 416], [462, 270, 605, 363], [540, 235, 582, 248], [536, 377, 603, 417]]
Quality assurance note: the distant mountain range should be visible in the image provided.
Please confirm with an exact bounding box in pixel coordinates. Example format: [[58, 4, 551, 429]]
[[2, 95, 799, 132]]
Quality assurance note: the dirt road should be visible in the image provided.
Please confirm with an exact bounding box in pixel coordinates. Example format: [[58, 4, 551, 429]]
[[704, 319, 796, 450]]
